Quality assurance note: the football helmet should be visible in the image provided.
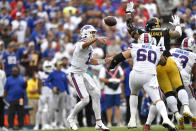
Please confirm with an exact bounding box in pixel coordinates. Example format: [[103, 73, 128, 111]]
[[80, 25, 97, 39], [42, 60, 54, 73], [181, 37, 195, 51], [138, 33, 152, 44], [145, 17, 160, 31]]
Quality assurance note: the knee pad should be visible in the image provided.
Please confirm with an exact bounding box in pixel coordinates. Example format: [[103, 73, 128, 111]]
[[81, 96, 90, 105]]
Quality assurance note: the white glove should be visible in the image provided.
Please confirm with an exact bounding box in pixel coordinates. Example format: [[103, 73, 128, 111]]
[[169, 15, 180, 26], [126, 2, 135, 13], [109, 78, 121, 84]]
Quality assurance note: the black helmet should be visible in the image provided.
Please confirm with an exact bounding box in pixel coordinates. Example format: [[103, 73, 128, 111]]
[[145, 17, 160, 31]]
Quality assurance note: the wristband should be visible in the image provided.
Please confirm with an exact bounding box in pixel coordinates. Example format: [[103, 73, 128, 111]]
[[97, 59, 105, 65]]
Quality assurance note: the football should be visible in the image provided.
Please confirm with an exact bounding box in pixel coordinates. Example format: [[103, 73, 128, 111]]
[[104, 16, 117, 26]]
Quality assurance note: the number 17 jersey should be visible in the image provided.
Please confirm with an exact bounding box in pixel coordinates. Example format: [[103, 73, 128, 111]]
[[69, 40, 93, 74], [130, 43, 163, 74]]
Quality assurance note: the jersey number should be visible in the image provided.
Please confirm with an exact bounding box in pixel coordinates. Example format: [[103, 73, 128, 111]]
[[137, 49, 157, 64], [172, 53, 189, 68]]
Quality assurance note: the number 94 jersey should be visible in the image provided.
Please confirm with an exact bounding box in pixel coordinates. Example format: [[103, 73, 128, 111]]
[[130, 43, 164, 74], [170, 48, 196, 82]]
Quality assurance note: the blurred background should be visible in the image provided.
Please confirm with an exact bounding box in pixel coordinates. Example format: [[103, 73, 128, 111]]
[[0, 0, 195, 130]]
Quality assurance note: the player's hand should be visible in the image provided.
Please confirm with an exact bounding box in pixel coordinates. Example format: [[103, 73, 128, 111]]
[[126, 2, 135, 13], [53, 87, 58, 93], [109, 78, 121, 84], [97, 37, 107, 44], [169, 15, 180, 26]]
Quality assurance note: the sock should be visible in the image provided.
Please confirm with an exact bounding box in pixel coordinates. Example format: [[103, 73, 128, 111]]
[[189, 98, 196, 116], [69, 97, 89, 118], [166, 96, 178, 113], [35, 111, 41, 127], [42, 111, 48, 126], [146, 104, 157, 125], [178, 89, 189, 105], [156, 100, 169, 121], [90, 91, 101, 123], [129, 95, 138, 121]]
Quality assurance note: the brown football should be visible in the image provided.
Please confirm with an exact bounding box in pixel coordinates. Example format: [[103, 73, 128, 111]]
[[104, 16, 117, 26]]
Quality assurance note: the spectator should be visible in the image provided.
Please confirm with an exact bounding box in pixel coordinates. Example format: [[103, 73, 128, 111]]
[[26, 71, 40, 125], [0, 61, 7, 131], [4, 66, 26, 130], [99, 65, 124, 126], [22, 41, 40, 77], [0, 40, 5, 60], [46, 60, 69, 129], [0, 7, 12, 26], [0, 0, 11, 12], [2, 42, 19, 77], [11, 12, 27, 44], [10, 1, 25, 20]]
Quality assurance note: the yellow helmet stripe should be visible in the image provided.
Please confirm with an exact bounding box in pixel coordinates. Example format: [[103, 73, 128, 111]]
[[155, 17, 159, 28]]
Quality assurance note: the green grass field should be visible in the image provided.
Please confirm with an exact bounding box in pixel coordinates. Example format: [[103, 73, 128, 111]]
[[31, 125, 195, 131]]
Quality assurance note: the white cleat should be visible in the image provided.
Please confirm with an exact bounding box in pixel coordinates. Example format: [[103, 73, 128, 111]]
[[183, 105, 193, 117], [41, 124, 51, 130], [127, 119, 137, 129], [175, 112, 184, 130], [95, 123, 110, 131], [67, 117, 78, 131], [33, 126, 39, 130], [162, 119, 178, 131]]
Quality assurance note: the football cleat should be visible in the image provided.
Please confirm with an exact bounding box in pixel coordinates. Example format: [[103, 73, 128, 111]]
[[190, 116, 196, 123], [183, 105, 193, 117], [127, 118, 137, 129], [67, 117, 78, 131], [95, 122, 110, 131], [162, 119, 178, 131], [33, 125, 39, 130], [143, 124, 150, 131], [175, 113, 185, 130]]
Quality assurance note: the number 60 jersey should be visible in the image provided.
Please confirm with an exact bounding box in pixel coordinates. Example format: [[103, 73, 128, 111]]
[[130, 43, 164, 74], [170, 48, 196, 83]]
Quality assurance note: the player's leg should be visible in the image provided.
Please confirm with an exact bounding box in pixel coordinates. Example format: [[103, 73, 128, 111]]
[[83, 73, 109, 130], [68, 73, 90, 130], [143, 75, 176, 130], [128, 71, 142, 128], [184, 84, 196, 128], [167, 58, 192, 118], [57, 92, 66, 129], [157, 64, 184, 129]]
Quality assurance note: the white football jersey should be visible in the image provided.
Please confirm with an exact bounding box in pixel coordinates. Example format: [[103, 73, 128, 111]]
[[69, 40, 93, 73], [38, 71, 51, 94], [170, 48, 196, 82], [130, 43, 163, 74]]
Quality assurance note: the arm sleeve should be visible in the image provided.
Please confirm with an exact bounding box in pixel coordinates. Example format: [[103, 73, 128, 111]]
[[99, 67, 106, 79], [45, 73, 54, 89], [4, 79, 9, 91], [118, 67, 124, 76]]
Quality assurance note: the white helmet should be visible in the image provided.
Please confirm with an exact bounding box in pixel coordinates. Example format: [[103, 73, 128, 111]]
[[42, 60, 54, 73], [138, 33, 152, 44], [181, 37, 195, 51], [80, 25, 97, 39]]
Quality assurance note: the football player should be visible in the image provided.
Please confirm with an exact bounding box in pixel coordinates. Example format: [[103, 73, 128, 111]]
[[33, 60, 54, 130], [170, 38, 196, 129], [126, 2, 194, 130], [67, 25, 109, 131], [106, 33, 177, 131]]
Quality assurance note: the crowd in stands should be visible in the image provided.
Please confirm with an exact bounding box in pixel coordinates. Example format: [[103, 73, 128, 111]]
[[0, 0, 195, 130]]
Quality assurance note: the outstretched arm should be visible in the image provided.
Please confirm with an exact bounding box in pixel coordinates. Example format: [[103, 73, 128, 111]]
[[82, 37, 106, 49], [106, 50, 131, 69], [169, 15, 182, 39]]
